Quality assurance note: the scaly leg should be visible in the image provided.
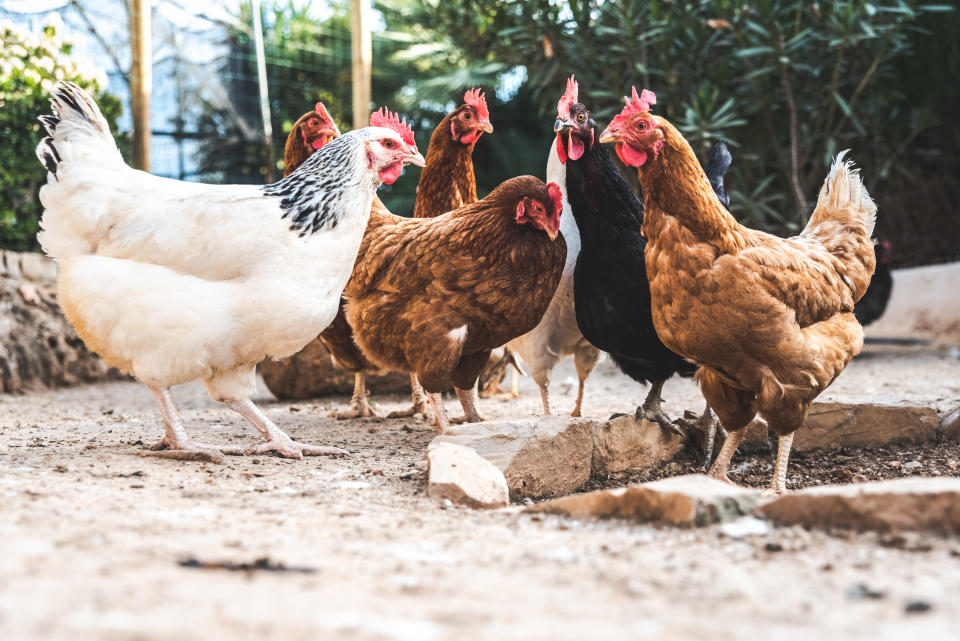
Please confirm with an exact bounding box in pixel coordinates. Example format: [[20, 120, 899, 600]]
[[766, 432, 795, 496], [454, 386, 486, 423], [145, 386, 225, 463], [426, 392, 451, 434], [539, 383, 552, 416], [636, 379, 681, 434], [387, 372, 430, 419], [330, 372, 378, 419], [509, 368, 521, 398], [224, 398, 347, 459], [571, 374, 587, 418], [707, 427, 747, 484]]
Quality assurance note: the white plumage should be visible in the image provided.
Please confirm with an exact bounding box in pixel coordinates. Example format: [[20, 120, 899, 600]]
[[36, 82, 424, 459], [505, 141, 603, 416]]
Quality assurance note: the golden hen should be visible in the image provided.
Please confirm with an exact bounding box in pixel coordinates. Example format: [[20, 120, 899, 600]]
[[600, 88, 876, 493]]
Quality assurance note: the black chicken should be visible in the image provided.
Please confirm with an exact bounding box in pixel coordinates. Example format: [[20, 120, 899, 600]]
[[854, 240, 893, 327], [555, 94, 732, 463]]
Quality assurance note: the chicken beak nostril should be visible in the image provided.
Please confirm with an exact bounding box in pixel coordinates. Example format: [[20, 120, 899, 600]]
[[406, 150, 426, 167], [598, 125, 619, 144]]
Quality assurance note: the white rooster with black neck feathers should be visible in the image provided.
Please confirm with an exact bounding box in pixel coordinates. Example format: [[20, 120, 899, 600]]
[[36, 81, 424, 460]]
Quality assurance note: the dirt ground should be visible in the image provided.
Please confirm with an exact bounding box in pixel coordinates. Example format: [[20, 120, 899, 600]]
[[1, 342, 959, 640]]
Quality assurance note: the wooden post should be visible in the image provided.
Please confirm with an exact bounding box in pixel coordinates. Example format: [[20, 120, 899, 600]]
[[251, 0, 275, 182], [129, 0, 151, 171], [351, 0, 372, 129]]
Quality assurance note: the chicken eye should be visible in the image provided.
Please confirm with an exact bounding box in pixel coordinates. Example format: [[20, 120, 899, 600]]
[[463, 111, 472, 120], [383, 140, 394, 149], [577, 113, 585, 122], [637, 121, 647, 131]]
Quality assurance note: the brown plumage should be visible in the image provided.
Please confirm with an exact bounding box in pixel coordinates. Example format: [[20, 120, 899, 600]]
[[344, 176, 566, 432], [600, 91, 876, 494], [413, 96, 492, 218], [283, 104, 340, 175]]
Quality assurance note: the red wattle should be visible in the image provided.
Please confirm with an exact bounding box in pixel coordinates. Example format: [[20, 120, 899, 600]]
[[379, 163, 404, 185], [568, 132, 584, 161], [555, 135, 567, 164], [616, 143, 648, 167], [459, 129, 480, 145]]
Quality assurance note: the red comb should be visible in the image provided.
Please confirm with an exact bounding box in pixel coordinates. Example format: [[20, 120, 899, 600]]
[[463, 88, 489, 121], [547, 182, 563, 219], [557, 75, 578, 116], [608, 87, 656, 130], [315, 101, 332, 122], [370, 107, 416, 147]]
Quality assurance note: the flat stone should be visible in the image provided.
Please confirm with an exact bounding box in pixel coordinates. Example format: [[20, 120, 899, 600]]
[[434, 417, 596, 500], [426, 442, 508, 509], [758, 477, 960, 533], [527, 475, 761, 527], [743, 402, 938, 451]]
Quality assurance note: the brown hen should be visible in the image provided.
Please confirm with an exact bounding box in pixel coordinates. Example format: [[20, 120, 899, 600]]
[[600, 88, 876, 494], [344, 176, 566, 432]]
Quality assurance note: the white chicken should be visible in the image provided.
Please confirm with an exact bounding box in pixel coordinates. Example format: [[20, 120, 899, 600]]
[[505, 77, 602, 416], [35, 82, 424, 460]]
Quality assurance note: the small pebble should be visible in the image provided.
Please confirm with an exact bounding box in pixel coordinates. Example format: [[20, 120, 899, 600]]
[[905, 600, 932, 614]]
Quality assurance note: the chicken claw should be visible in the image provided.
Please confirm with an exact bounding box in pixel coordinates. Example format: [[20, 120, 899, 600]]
[[635, 379, 683, 435], [223, 398, 347, 460], [387, 373, 431, 419], [246, 440, 349, 459], [330, 373, 378, 419]]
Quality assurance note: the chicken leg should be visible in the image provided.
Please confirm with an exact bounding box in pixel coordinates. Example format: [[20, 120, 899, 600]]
[[706, 427, 747, 484], [766, 432, 794, 495], [387, 372, 431, 418], [330, 372, 378, 419], [145, 386, 225, 463], [636, 379, 682, 434], [427, 392, 451, 434], [571, 375, 586, 418], [223, 398, 348, 459], [539, 383, 552, 416], [454, 386, 486, 423]]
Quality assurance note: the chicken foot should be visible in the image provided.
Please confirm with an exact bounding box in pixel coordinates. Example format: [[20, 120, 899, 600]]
[[223, 398, 348, 459], [571, 374, 588, 418], [635, 379, 682, 434], [330, 372, 378, 419], [387, 373, 431, 419], [143, 387, 226, 463], [453, 386, 486, 424]]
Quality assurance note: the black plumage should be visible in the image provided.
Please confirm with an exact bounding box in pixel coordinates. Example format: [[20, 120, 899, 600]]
[[563, 105, 731, 427], [854, 240, 893, 327]]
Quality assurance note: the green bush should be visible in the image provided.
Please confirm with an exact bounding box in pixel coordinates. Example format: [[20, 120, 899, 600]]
[[0, 17, 125, 251]]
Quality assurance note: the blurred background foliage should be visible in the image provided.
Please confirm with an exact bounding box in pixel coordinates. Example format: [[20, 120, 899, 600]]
[[1, 0, 957, 263], [0, 18, 126, 251]]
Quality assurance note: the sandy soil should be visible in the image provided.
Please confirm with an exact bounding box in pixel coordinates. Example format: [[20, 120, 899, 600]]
[[1, 343, 959, 641]]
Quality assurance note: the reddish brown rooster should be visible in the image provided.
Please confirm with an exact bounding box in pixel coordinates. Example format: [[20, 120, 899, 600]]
[[344, 176, 566, 432]]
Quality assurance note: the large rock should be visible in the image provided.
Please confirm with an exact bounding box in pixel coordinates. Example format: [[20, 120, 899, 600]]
[[758, 477, 960, 533], [434, 416, 685, 500], [0, 271, 122, 394], [259, 338, 410, 399], [426, 441, 509, 509], [591, 415, 686, 476], [938, 406, 960, 441], [527, 475, 761, 526], [743, 402, 939, 451], [435, 417, 595, 500]]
